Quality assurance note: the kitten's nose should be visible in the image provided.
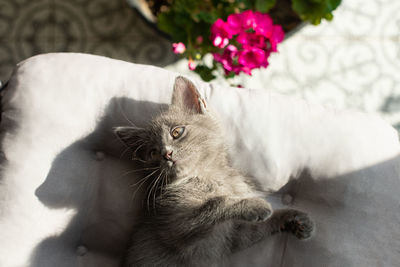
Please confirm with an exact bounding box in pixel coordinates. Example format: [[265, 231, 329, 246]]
[[163, 150, 173, 161]]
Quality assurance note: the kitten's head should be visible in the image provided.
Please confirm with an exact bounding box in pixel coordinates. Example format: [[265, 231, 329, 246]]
[[115, 76, 227, 181]]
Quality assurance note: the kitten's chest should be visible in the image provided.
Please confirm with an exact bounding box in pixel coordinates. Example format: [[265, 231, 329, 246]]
[[173, 175, 241, 202], [164, 173, 253, 209]]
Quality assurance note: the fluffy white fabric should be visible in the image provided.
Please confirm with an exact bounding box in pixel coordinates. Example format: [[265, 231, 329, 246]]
[[0, 53, 399, 267]]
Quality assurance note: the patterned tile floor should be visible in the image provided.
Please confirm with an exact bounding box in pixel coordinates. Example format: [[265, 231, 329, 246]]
[[167, 0, 400, 132], [0, 0, 177, 82]]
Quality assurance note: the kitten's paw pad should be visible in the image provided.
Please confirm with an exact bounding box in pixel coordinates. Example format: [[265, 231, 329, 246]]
[[239, 199, 272, 222], [284, 212, 315, 240]]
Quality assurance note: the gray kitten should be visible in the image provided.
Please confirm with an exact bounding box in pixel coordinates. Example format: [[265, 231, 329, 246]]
[[115, 77, 314, 267]]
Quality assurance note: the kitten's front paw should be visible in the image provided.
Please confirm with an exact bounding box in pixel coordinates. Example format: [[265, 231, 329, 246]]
[[238, 198, 272, 222], [282, 211, 315, 240]]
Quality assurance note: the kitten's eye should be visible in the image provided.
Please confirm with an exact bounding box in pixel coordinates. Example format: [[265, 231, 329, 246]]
[[171, 126, 185, 139]]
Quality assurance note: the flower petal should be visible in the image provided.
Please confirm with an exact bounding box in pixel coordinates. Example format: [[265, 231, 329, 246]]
[[172, 42, 186, 54]]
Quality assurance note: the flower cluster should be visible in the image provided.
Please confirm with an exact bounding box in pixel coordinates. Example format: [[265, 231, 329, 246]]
[[211, 10, 284, 76]]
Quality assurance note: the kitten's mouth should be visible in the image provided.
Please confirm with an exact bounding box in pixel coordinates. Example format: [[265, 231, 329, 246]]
[[162, 158, 176, 168], [162, 151, 176, 167], [167, 161, 174, 167]]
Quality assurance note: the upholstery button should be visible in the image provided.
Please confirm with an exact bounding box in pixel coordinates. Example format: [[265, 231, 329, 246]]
[[281, 193, 293, 205], [95, 151, 105, 161], [76, 245, 88, 256]]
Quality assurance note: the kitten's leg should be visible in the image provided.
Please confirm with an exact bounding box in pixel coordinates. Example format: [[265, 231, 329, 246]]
[[155, 196, 272, 245], [190, 196, 273, 226], [228, 197, 273, 222], [229, 209, 315, 253]]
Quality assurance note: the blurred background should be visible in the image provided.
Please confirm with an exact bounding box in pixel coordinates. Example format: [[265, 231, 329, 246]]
[[0, 0, 399, 131]]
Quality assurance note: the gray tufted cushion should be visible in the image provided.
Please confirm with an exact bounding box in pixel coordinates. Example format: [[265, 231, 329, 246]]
[[0, 53, 399, 267]]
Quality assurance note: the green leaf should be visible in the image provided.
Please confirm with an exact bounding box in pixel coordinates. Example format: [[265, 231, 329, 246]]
[[255, 0, 276, 13], [292, 0, 342, 25], [158, 11, 188, 42], [325, 13, 333, 21], [225, 72, 235, 79], [158, 13, 176, 36], [194, 65, 216, 82], [327, 0, 341, 11], [195, 11, 218, 24]]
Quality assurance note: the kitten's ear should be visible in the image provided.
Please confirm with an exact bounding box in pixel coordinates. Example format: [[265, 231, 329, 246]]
[[113, 126, 146, 147], [172, 76, 206, 114]]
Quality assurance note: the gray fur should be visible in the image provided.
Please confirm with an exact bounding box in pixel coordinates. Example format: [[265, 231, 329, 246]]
[[115, 76, 314, 267]]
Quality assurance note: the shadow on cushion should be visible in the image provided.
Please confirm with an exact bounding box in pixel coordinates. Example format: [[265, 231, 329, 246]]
[[32, 97, 167, 267]]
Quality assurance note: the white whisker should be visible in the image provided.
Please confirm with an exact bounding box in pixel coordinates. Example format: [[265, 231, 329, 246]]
[[130, 168, 160, 204], [119, 146, 132, 159], [130, 168, 160, 187], [147, 169, 164, 212], [119, 104, 139, 128], [120, 166, 160, 178]]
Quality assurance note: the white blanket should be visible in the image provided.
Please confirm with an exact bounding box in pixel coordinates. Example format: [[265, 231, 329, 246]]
[[0, 53, 399, 267]]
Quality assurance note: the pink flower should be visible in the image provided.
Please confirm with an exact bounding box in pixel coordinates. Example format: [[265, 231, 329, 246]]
[[227, 10, 254, 34], [196, 36, 203, 44], [210, 19, 232, 48], [236, 66, 252, 75], [253, 12, 273, 37], [238, 47, 266, 70], [260, 50, 271, 68], [213, 36, 229, 48], [213, 45, 238, 74], [237, 32, 266, 49], [188, 59, 196, 70], [172, 42, 186, 54], [269, 25, 285, 51], [210, 10, 285, 77]]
